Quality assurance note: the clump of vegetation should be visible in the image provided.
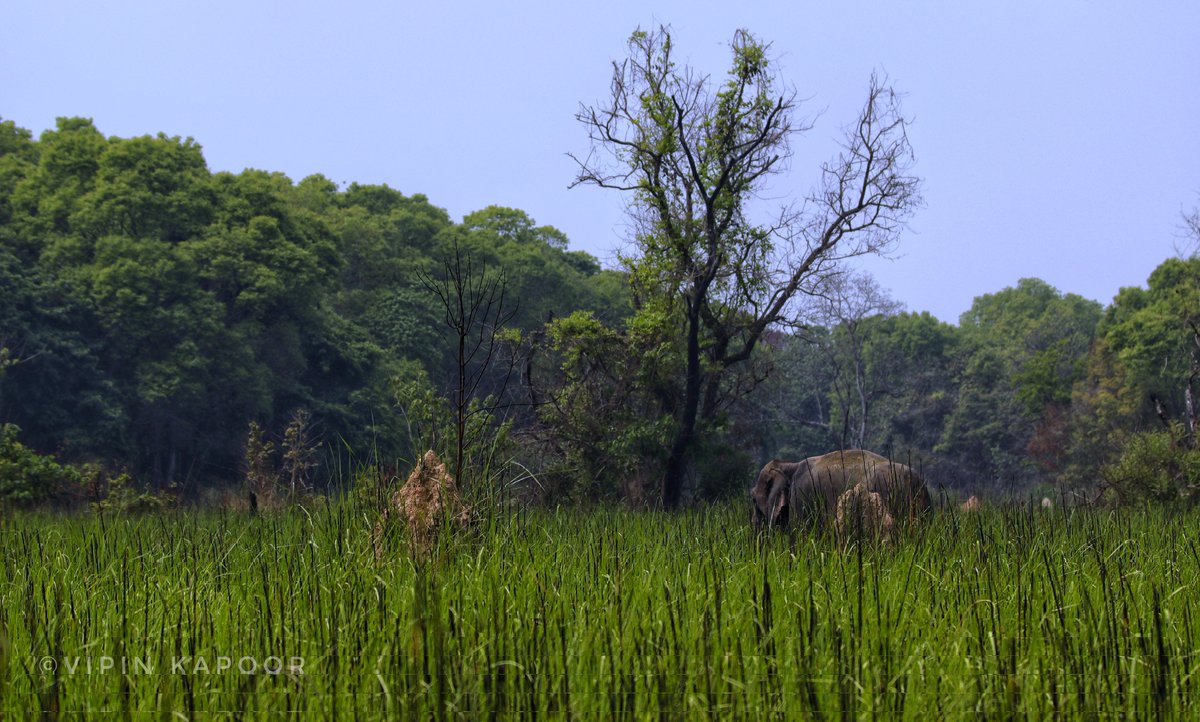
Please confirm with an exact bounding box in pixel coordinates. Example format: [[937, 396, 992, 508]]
[[835, 482, 893, 545], [372, 449, 471, 562]]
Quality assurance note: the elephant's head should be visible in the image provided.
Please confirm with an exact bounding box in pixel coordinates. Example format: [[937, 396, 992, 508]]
[[751, 459, 800, 529]]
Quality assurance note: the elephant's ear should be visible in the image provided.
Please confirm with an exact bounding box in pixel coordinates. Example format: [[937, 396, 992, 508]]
[[768, 482, 787, 525], [752, 461, 786, 527], [765, 465, 791, 527]]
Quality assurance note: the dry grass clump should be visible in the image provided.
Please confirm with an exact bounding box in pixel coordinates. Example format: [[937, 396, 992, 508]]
[[373, 450, 471, 561], [835, 482, 894, 545]]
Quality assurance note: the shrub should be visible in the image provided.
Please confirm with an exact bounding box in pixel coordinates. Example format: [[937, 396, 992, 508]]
[[1101, 426, 1200, 504], [0, 424, 83, 504], [90, 471, 172, 514]]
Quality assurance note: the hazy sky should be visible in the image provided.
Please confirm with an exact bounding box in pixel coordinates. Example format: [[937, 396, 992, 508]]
[[4, 1, 1198, 323]]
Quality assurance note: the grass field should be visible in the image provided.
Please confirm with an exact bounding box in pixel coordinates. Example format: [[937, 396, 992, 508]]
[[2, 500, 1198, 719]]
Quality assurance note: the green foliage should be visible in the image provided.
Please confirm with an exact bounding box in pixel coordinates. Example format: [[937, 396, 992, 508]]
[[1102, 257, 1200, 420], [8, 117, 107, 246], [0, 246, 124, 457], [391, 358, 449, 459], [0, 424, 82, 503], [1058, 340, 1140, 486], [740, 331, 838, 461], [957, 279, 1101, 408], [0, 118, 618, 494], [72, 133, 214, 243], [0, 117, 38, 232], [538, 310, 679, 502], [1054, 258, 1200, 494], [0, 117, 36, 160], [388, 357, 513, 500], [1101, 427, 1200, 504], [936, 347, 1033, 483], [940, 279, 1102, 486], [89, 468, 172, 514]]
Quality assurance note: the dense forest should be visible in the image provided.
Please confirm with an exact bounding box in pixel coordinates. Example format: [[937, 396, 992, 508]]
[[1, 113, 1197, 508]]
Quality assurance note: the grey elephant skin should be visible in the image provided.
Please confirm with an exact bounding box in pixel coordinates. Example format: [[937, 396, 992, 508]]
[[750, 449, 931, 530]]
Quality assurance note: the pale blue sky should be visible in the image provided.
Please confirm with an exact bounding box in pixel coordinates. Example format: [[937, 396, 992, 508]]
[[4, 1, 1198, 323]]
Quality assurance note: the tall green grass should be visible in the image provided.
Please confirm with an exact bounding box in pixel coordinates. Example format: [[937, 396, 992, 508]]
[[1, 501, 1198, 719]]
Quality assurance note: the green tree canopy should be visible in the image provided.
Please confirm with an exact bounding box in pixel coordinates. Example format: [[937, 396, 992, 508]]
[[940, 278, 1102, 485], [1103, 257, 1200, 420]]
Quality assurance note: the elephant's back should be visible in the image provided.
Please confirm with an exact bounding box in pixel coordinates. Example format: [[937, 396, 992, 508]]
[[807, 449, 892, 483], [808, 450, 927, 505]]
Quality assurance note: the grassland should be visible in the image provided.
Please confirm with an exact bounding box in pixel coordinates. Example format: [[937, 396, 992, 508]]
[[2, 500, 1199, 719]]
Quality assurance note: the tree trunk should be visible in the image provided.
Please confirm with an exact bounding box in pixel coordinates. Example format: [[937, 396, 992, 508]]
[[166, 444, 177, 489], [1185, 373, 1197, 448], [456, 315, 467, 488], [1188, 323, 1200, 447], [662, 303, 704, 508]]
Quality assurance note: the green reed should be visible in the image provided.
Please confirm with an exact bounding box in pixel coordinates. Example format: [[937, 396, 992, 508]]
[[1, 501, 1198, 719]]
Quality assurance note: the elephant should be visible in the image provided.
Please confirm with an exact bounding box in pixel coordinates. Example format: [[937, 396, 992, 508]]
[[750, 449, 931, 531]]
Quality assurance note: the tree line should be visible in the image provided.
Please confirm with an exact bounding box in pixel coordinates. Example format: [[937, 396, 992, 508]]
[[0, 115, 627, 502], [744, 268, 1200, 502], [2, 27, 1196, 508]]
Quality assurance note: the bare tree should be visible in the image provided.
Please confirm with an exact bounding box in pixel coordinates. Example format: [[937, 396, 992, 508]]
[[420, 238, 517, 489], [1178, 201, 1200, 259], [812, 272, 904, 449], [571, 26, 922, 507]]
